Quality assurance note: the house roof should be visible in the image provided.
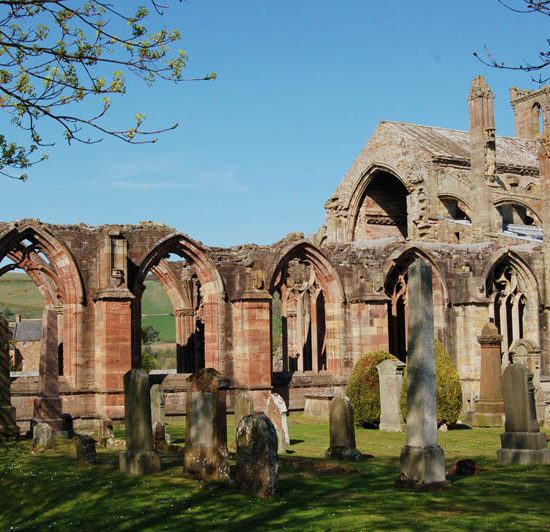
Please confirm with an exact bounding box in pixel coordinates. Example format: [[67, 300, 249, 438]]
[[12, 319, 42, 342]]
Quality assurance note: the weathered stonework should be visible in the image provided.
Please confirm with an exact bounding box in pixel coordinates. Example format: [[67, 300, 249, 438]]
[[2, 77, 550, 428]]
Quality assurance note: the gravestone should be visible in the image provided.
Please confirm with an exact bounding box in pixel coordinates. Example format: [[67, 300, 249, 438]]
[[32, 422, 53, 453], [234, 391, 254, 431], [150, 383, 165, 427], [32, 307, 65, 434], [0, 316, 19, 441], [377, 359, 406, 432], [325, 396, 362, 460], [397, 259, 450, 489], [119, 369, 161, 474], [471, 322, 505, 427], [74, 433, 99, 466], [183, 368, 230, 482], [97, 416, 115, 448], [497, 363, 550, 464], [235, 413, 279, 497], [265, 393, 290, 454], [152, 421, 171, 452]]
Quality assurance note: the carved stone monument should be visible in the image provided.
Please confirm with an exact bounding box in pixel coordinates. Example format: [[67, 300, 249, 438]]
[[265, 393, 290, 454], [235, 413, 279, 497], [325, 396, 362, 460], [32, 307, 64, 434], [377, 359, 406, 432], [497, 363, 550, 464], [119, 369, 161, 474], [183, 368, 230, 482], [0, 316, 19, 441], [150, 383, 165, 427], [397, 259, 450, 489], [471, 322, 505, 427]]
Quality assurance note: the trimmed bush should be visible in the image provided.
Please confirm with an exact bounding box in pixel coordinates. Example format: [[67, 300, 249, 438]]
[[400, 339, 462, 426], [347, 350, 398, 427]]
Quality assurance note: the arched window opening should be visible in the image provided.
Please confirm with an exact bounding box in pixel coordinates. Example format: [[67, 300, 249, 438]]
[[533, 102, 543, 136], [440, 197, 471, 223], [488, 263, 526, 353], [271, 258, 327, 374], [353, 171, 408, 240], [139, 253, 204, 374]]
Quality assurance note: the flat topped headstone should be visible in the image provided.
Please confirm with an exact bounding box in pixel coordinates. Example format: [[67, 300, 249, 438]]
[[183, 368, 230, 482], [119, 369, 160, 474], [265, 393, 289, 454], [235, 413, 279, 498], [150, 383, 165, 427], [325, 396, 362, 461], [377, 359, 406, 433]]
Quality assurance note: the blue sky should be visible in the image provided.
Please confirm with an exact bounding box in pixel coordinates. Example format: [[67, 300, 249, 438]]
[[1, 1, 548, 247]]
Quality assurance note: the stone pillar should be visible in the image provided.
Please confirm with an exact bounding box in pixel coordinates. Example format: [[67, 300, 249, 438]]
[[183, 368, 230, 482], [234, 391, 254, 432], [0, 316, 19, 441], [119, 369, 161, 474], [398, 259, 450, 489], [175, 308, 195, 373], [377, 358, 406, 432], [539, 135, 550, 374], [471, 322, 505, 427], [150, 383, 165, 426], [33, 306, 64, 433], [310, 294, 319, 373]]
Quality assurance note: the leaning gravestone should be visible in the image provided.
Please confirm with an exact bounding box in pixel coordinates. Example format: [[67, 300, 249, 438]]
[[234, 391, 254, 431], [32, 422, 53, 453], [119, 369, 161, 474], [377, 359, 406, 432], [0, 316, 19, 441], [74, 433, 99, 466], [235, 413, 279, 497], [325, 396, 362, 460], [183, 368, 230, 482], [497, 363, 550, 464], [397, 259, 450, 489], [265, 393, 290, 454]]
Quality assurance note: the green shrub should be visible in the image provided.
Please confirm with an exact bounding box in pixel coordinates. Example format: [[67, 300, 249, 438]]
[[347, 350, 398, 427], [400, 339, 462, 426]]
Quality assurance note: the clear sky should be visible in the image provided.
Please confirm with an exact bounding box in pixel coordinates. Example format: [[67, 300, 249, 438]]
[[1, 1, 548, 247]]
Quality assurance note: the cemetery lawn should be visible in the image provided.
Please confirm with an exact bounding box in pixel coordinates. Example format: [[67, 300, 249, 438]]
[[2, 416, 550, 532]]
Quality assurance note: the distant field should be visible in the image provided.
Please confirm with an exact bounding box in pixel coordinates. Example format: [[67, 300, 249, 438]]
[[0, 272, 44, 318], [142, 315, 176, 343]]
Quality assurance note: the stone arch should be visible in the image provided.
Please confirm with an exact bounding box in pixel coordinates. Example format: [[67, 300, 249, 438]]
[[532, 101, 543, 136], [132, 232, 226, 372], [346, 163, 409, 242], [383, 246, 450, 362], [267, 241, 345, 376], [437, 194, 472, 222], [484, 251, 540, 359], [0, 222, 85, 386], [493, 198, 542, 227]]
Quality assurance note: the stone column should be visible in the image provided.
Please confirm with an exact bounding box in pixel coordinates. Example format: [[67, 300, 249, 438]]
[[398, 259, 450, 489], [175, 308, 195, 373], [377, 358, 406, 432], [539, 135, 550, 374], [119, 369, 161, 474], [310, 293, 319, 373], [33, 306, 64, 433], [0, 316, 19, 441], [472, 322, 505, 427]]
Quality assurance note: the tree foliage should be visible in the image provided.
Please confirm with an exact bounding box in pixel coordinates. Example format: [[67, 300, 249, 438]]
[[475, 1, 550, 84], [0, 1, 215, 180]]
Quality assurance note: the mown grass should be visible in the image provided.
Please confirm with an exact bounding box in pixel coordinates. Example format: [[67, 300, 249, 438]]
[[2, 415, 550, 531]]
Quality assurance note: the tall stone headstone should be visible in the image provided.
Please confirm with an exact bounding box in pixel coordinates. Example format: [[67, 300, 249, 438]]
[[150, 383, 165, 426], [234, 391, 254, 431], [325, 396, 362, 460], [497, 363, 550, 464], [32, 422, 53, 453], [0, 316, 19, 441], [33, 307, 64, 433], [119, 369, 161, 474], [472, 322, 505, 427], [235, 413, 279, 497], [377, 359, 406, 432], [265, 393, 290, 454], [183, 368, 230, 482], [398, 259, 450, 489]]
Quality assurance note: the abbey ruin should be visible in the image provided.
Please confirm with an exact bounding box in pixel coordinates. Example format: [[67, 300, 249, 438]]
[[3, 76, 550, 430]]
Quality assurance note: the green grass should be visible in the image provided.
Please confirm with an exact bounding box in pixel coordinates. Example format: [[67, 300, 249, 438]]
[[0, 272, 45, 318], [142, 315, 176, 343], [2, 416, 550, 531]]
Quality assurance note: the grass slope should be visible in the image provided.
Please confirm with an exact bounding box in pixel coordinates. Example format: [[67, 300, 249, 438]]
[[1, 416, 550, 531]]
